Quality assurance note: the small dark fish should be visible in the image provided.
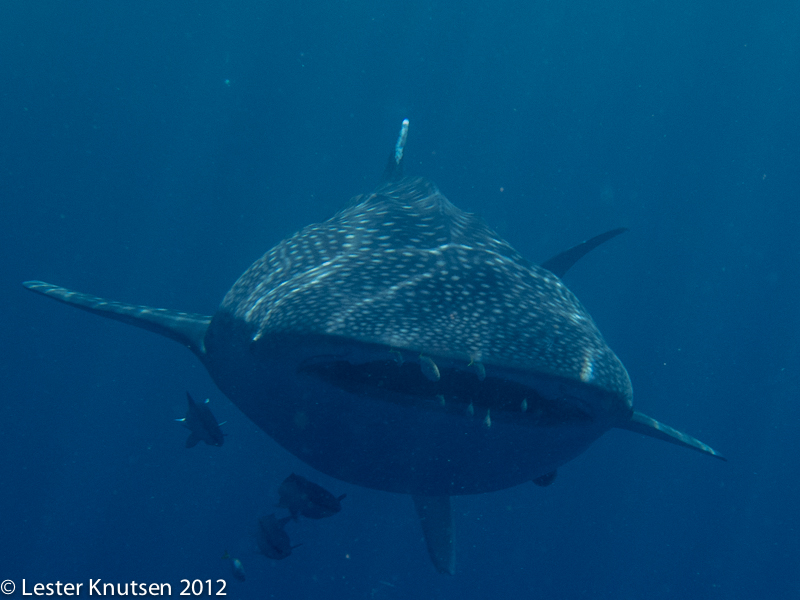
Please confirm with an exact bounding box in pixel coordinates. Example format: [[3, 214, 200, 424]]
[[532, 470, 557, 487], [256, 514, 297, 560], [177, 392, 225, 448], [278, 473, 346, 520], [221, 551, 245, 582]]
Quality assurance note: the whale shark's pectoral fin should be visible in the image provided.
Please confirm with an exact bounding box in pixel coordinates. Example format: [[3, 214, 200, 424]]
[[22, 281, 211, 357], [412, 494, 455, 575], [616, 411, 726, 461], [541, 227, 628, 278]]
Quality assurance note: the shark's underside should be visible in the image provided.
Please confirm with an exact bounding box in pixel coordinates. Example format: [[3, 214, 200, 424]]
[[23, 125, 723, 574]]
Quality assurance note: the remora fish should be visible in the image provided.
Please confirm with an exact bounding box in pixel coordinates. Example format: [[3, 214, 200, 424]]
[[177, 392, 225, 448], [256, 514, 296, 560], [278, 473, 346, 519], [23, 120, 723, 575]]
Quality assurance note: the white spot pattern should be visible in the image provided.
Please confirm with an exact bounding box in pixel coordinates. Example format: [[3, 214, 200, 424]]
[[220, 178, 632, 400]]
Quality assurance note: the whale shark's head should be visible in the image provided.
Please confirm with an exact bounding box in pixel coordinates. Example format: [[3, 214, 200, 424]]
[[221, 177, 632, 411], [200, 176, 633, 496]]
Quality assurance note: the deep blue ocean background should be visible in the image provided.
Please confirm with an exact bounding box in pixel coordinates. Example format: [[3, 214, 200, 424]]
[[2, 1, 799, 598]]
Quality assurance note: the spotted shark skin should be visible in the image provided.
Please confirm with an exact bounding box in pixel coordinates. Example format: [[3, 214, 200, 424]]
[[225, 178, 631, 401], [23, 124, 723, 574]]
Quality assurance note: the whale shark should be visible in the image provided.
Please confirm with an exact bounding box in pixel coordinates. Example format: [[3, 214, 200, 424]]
[[23, 120, 723, 574]]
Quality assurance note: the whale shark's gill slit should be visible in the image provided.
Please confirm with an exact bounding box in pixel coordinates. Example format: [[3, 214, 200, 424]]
[[298, 359, 594, 424]]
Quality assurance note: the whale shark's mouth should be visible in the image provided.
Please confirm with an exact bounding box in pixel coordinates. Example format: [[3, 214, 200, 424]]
[[298, 357, 596, 425]]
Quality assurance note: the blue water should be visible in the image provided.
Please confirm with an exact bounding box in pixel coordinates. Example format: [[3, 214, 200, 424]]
[[1, 1, 798, 598]]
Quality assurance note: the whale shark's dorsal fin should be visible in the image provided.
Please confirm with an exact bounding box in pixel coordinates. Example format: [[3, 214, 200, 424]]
[[22, 281, 211, 356], [412, 494, 455, 575], [541, 227, 628, 278], [616, 411, 726, 461]]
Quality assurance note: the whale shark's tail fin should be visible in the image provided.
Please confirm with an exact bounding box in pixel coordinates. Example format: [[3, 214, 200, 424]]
[[616, 410, 726, 461], [22, 281, 211, 357]]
